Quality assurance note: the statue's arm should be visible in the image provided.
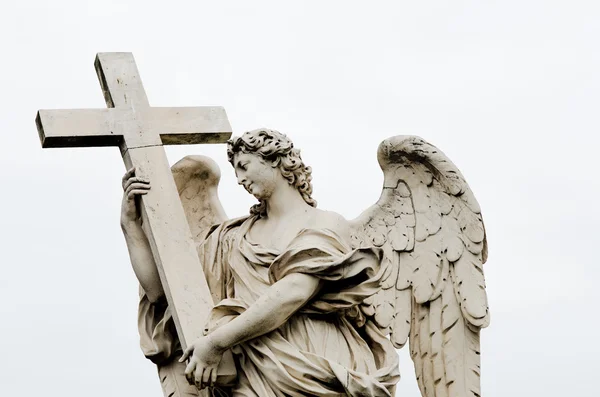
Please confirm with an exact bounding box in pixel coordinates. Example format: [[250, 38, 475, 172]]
[[209, 273, 321, 350], [120, 167, 164, 303], [122, 221, 164, 302]]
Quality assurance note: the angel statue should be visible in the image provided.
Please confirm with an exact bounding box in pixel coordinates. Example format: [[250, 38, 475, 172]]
[[120, 128, 489, 397]]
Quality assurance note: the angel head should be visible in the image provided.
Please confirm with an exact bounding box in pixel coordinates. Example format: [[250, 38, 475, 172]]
[[227, 128, 317, 216]]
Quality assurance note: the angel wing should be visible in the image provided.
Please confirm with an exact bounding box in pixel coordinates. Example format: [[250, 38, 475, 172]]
[[172, 154, 231, 305], [172, 155, 228, 242], [350, 136, 489, 397]]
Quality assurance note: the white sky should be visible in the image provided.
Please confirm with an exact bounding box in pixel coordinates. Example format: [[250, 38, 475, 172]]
[[1, 1, 598, 396]]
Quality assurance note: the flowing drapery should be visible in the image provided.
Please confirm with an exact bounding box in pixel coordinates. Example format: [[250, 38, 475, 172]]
[[139, 216, 399, 396]]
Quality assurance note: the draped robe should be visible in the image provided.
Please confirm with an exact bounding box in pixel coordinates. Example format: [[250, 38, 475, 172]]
[[138, 216, 400, 396]]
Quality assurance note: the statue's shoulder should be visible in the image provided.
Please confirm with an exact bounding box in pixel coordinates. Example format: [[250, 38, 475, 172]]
[[308, 209, 350, 240]]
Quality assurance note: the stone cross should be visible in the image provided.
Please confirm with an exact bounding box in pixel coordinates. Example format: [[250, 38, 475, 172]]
[[36, 52, 235, 383]]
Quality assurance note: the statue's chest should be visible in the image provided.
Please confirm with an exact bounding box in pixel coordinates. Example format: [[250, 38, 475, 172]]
[[247, 222, 303, 252]]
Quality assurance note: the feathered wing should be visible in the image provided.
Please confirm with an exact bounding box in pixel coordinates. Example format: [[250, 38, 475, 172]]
[[350, 136, 489, 397], [154, 155, 230, 397], [172, 155, 229, 305], [172, 155, 228, 243]]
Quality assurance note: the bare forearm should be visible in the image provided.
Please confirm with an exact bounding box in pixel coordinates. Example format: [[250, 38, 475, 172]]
[[209, 273, 321, 351], [122, 221, 164, 302]]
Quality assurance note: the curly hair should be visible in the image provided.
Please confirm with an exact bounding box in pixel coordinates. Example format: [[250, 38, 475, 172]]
[[227, 128, 317, 216]]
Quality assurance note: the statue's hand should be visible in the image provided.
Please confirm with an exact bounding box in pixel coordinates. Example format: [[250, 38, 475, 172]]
[[180, 336, 225, 389], [120, 167, 150, 229]]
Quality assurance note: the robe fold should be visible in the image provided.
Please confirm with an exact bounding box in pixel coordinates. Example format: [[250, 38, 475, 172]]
[[139, 216, 400, 396]]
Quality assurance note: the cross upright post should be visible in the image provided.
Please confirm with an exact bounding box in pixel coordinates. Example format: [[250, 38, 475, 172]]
[[36, 52, 235, 386]]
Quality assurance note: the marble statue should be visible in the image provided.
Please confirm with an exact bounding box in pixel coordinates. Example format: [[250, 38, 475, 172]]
[[122, 128, 489, 397], [36, 53, 489, 397]]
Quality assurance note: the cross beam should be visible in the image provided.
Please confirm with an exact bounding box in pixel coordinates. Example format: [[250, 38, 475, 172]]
[[36, 52, 235, 386]]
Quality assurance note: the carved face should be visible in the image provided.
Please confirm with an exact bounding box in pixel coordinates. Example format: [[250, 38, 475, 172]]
[[233, 152, 280, 200]]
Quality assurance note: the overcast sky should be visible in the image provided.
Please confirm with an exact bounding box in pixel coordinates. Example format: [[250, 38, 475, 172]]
[[1, 1, 598, 396]]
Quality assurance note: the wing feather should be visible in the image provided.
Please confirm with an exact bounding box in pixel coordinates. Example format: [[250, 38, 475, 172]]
[[410, 300, 426, 394], [453, 249, 489, 328], [442, 270, 481, 397], [420, 305, 435, 396], [391, 287, 412, 348], [429, 297, 448, 397]]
